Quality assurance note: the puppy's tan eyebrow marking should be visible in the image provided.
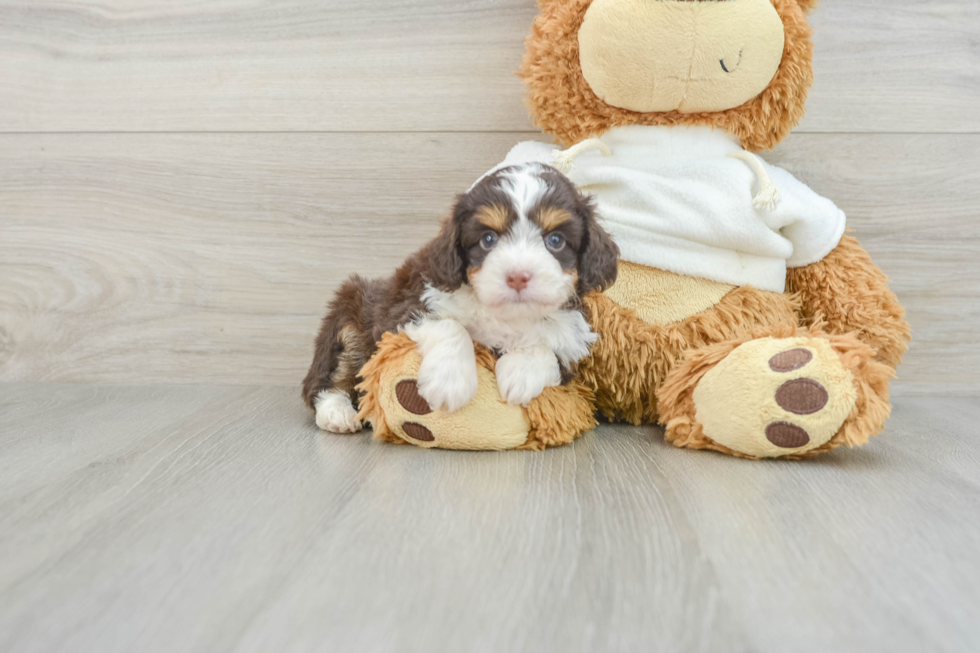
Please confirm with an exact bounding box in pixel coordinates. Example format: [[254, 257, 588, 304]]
[[475, 204, 509, 231], [536, 206, 572, 232]]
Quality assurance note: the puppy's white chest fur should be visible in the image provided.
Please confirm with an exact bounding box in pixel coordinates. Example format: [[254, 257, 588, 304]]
[[420, 285, 597, 365]]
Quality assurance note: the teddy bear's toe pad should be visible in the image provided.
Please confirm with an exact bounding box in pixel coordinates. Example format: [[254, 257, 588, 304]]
[[692, 337, 858, 458], [395, 380, 433, 416], [764, 421, 811, 448], [401, 422, 436, 442], [774, 378, 829, 415], [768, 348, 813, 372]]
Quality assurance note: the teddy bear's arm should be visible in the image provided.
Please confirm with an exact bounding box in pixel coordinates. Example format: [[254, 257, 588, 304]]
[[786, 235, 910, 368]]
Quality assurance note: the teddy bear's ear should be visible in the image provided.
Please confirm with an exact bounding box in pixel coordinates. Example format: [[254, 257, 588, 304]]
[[794, 0, 819, 13]]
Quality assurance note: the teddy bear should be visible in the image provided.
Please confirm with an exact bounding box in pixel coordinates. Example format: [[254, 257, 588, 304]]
[[353, 0, 910, 458]]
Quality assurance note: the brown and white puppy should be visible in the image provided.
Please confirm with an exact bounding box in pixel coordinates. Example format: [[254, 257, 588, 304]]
[[302, 163, 619, 433]]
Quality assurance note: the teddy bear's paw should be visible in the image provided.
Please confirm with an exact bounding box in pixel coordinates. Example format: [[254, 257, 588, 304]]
[[691, 337, 858, 458], [314, 390, 363, 434], [377, 364, 531, 451]]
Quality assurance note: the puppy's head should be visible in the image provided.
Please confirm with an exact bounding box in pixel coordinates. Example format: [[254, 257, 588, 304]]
[[428, 163, 619, 317]]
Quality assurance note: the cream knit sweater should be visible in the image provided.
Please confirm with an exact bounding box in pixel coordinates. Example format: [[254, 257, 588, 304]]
[[481, 125, 846, 293]]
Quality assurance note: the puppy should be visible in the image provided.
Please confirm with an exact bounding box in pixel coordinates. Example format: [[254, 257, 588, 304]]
[[302, 163, 619, 433]]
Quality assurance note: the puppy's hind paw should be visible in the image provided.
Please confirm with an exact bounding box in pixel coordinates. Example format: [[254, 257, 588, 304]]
[[314, 391, 363, 434]]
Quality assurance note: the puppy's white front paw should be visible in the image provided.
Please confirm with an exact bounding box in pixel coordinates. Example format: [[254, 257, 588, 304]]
[[416, 352, 479, 413], [315, 391, 362, 433], [495, 348, 561, 406], [405, 318, 479, 413]]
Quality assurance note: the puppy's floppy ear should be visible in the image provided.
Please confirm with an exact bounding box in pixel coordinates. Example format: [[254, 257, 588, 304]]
[[576, 194, 619, 295], [425, 196, 467, 291]]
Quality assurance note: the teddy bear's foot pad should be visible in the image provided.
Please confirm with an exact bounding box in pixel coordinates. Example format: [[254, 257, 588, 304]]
[[358, 332, 597, 451], [692, 337, 858, 458], [378, 357, 531, 450]]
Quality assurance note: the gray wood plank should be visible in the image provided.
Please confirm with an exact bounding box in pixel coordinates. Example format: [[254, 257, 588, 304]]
[[2, 132, 977, 393], [0, 383, 977, 652], [0, 0, 977, 134]]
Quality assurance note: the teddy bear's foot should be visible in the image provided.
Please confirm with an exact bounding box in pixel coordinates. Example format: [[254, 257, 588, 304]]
[[657, 329, 894, 459], [355, 332, 598, 450], [360, 339, 530, 450], [691, 337, 856, 457], [379, 373, 531, 450]]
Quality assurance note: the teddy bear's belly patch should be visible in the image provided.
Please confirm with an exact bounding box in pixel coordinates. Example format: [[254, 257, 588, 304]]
[[604, 261, 735, 325]]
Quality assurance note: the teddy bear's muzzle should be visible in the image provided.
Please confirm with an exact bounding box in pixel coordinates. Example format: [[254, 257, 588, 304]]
[[578, 0, 786, 114]]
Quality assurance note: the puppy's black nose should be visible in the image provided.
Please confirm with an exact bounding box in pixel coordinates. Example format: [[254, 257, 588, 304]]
[[506, 271, 532, 292]]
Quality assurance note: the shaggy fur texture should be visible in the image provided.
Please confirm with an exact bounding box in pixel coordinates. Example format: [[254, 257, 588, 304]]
[[786, 235, 910, 369], [579, 286, 800, 424], [520, 380, 598, 450], [520, 0, 814, 151], [656, 323, 894, 459]]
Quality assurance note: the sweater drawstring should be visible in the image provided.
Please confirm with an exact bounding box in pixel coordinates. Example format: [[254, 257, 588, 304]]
[[551, 138, 612, 175], [726, 151, 781, 211]]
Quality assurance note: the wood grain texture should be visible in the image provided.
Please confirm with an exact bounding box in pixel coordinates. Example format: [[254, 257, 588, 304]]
[[2, 132, 977, 393], [0, 383, 977, 653], [0, 0, 977, 134]]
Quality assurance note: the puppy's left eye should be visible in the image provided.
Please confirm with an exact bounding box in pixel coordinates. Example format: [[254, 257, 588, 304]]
[[480, 231, 499, 250], [545, 233, 566, 251]]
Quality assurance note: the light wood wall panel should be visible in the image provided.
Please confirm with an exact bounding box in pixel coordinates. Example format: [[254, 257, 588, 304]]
[[2, 132, 977, 393], [0, 0, 977, 134]]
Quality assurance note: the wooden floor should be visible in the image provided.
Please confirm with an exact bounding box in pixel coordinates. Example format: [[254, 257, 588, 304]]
[[0, 384, 978, 652]]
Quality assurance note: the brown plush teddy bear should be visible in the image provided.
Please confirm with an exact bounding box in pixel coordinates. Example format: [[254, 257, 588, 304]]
[[354, 0, 910, 457]]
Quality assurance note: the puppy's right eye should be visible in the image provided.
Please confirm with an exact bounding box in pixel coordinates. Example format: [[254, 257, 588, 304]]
[[480, 232, 499, 251], [545, 232, 566, 252]]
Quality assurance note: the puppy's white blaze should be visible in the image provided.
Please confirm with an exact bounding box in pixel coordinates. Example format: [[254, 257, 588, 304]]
[[495, 345, 562, 406], [315, 390, 362, 433], [499, 164, 548, 220], [474, 218, 573, 311], [403, 318, 479, 413], [420, 285, 598, 369]]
